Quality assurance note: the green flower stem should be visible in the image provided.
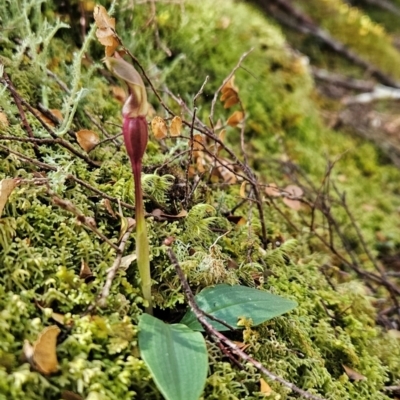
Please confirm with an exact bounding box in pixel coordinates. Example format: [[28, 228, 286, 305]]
[[133, 162, 153, 314]]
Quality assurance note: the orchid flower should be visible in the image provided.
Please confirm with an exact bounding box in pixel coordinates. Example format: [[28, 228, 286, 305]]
[[106, 56, 152, 313]]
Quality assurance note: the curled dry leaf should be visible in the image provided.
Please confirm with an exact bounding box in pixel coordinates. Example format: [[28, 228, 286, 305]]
[[151, 116, 168, 140], [227, 110, 244, 127], [93, 5, 119, 56], [170, 116, 182, 137], [342, 364, 366, 381], [220, 76, 239, 108], [76, 129, 100, 153], [0, 178, 18, 216], [79, 259, 94, 282], [32, 108, 63, 127], [260, 378, 272, 396], [23, 325, 61, 375], [103, 198, 116, 218]]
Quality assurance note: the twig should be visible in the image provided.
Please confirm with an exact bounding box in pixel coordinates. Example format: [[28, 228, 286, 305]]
[[167, 247, 327, 400], [97, 221, 136, 307], [185, 107, 197, 208]]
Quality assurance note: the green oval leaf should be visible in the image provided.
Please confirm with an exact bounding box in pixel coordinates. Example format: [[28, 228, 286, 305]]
[[138, 314, 208, 400], [180, 284, 297, 331]]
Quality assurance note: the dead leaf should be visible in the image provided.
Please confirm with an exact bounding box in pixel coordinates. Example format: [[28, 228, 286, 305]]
[[232, 340, 250, 351], [76, 129, 100, 153], [227, 111, 244, 127], [79, 259, 94, 283], [24, 326, 61, 375], [0, 112, 9, 128], [282, 185, 303, 210], [151, 116, 168, 140], [120, 253, 137, 270], [284, 185, 303, 197], [260, 378, 272, 396], [282, 197, 302, 211], [170, 116, 182, 136], [93, 5, 119, 56], [32, 108, 63, 127], [0, 178, 18, 216], [239, 181, 247, 198], [61, 391, 84, 400], [103, 199, 116, 218], [111, 86, 126, 103], [343, 364, 366, 381], [265, 183, 281, 197]]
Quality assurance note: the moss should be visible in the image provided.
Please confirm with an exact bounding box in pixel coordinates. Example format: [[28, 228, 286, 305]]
[[0, 0, 399, 399]]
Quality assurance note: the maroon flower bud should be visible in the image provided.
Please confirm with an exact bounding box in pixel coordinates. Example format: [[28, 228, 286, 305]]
[[123, 115, 148, 170]]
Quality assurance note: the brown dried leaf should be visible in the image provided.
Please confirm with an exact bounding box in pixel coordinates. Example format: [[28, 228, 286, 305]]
[[284, 185, 303, 197], [0, 178, 18, 217], [260, 378, 272, 395], [227, 111, 244, 127], [94, 5, 118, 56], [93, 5, 115, 29], [218, 129, 226, 142], [103, 199, 116, 218], [223, 94, 239, 108], [24, 326, 61, 375], [151, 116, 168, 140], [220, 88, 237, 102], [282, 197, 302, 211], [32, 108, 63, 127], [79, 259, 93, 280], [61, 391, 84, 400], [76, 129, 100, 153], [265, 183, 281, 197], [343, 364, 366, 381], [221, 76, 238, 95], [170, 116, 182, 137], [0, 112, 9, 128]]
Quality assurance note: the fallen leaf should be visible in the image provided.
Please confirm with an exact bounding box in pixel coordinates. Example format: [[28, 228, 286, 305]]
[[284, 185, 303, 197], [32, 108, 63, 127], [265, 183, 281, 197], [120, 253, 137, 270], [170, 116, 182, 136], [93, 5, 115, 29], [260, 378, 272, 396], [282, 197, 302, 211], [342, 364, 366, 381], [61, 391, 84, 400], [103, 199, 116, 218], [79, 259, 94, 282], [0, 112, 9, 127], [24, 325, 61, 375], [282, 185, 303, 210], [76, 129, 100, 153], [227, 111, 244, 127], [0, 178, 18, 216], [151, 116, 168, 140]]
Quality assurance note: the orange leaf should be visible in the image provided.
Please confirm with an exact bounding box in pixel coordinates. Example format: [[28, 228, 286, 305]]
[[76, 129, 100, 152], [0, 178, 18, 216], [151, 116, 168, 139], [24, 326, 61, 375], [227, 111, 244, 127], [93, 5, 118, 56], [223, 94, 239, 108], [170, 116, 182, 136], [221, 75, 238, 94], [93, 5, 115, 29]]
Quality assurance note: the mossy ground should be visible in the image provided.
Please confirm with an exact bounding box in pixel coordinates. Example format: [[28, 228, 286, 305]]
[[0, 1, 399, 399]]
